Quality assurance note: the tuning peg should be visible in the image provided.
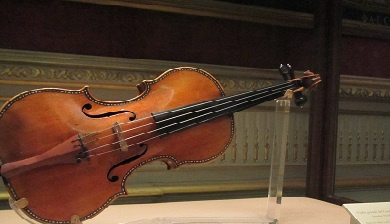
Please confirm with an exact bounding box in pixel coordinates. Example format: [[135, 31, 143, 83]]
[[279, 64, 289, 81], [287, 64, 295, 79], [294, 94, 308, 107]]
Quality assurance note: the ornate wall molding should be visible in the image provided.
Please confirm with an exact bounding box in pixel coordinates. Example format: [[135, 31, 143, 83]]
[[0, 64, 277, 93], [343, 0, 390, 13], [0, 49, 282, 94], [1, 49, 389, 100], [0, 64, 153, 89], [339, 87, 390, 100], [339, 75, 390, 101]]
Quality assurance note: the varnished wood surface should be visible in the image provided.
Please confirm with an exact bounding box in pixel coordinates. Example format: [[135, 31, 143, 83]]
[[0, 68, 233, 223]]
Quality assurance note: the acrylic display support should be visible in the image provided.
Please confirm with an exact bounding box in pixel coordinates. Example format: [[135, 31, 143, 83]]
[[127, 94, 292, 224], [8, 95, 292, 224], [8, 197, 38, 224]]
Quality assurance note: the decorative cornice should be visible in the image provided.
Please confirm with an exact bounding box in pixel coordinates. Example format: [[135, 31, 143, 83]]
[[0, 64, 153, 88], [342, 19, 390, 40], [0, 65, 278, 95], [339, 75, 390, 101], [343, 0, 390, 14], [339, 86, 390, 100], [0, 49, 281, 94], [218, 79, 273, 93], [0, 49, 389, 101]]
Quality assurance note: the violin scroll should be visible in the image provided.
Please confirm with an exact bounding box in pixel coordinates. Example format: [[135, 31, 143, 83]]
[[299, 70, 322, 91]]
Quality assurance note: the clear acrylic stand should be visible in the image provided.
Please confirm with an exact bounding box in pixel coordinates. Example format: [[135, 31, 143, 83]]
[[265, 95, 291, 223], [127, 94, 292, 224], [8, 95, 291, 224], [9, 196, 82, 224], [8, 197, 38, 224]]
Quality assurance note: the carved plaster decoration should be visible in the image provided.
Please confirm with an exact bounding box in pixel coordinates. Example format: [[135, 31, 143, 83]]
[[381, 131, 386, 160], [339, 87, 390, 100], [243, 128, 249, 163], [3, 63, 388, 101], [343, 0, 390, 12], [218, 79, 274, 92], [254, 128, 259, 162], [339, 132, 344, 161], [230, 132, 237, 163], [264, 129, 270, 162], [348, 132, 352, 161], [1, 49, 389, 100], [293, 131, 298, 162], [0, 64, 153, 86], [0, 64, 277, 93], [365, 132, 370, 161], [303, 131, 308, 162], [357, 131, 361, 161]]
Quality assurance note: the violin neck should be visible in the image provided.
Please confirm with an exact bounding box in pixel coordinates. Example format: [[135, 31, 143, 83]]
[[152, 81, 294, 135]]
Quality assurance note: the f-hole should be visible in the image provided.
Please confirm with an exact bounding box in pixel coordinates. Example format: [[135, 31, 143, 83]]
[[107, 144, 148, 182], [82, 103, 136, 120]]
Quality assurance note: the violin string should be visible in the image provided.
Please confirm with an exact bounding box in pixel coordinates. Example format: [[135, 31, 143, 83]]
[[80, 82, 294, 155], [77, 101, 212, 143], [77, 115, 156, 141], [81, 121, 154, 146], [83, 125, 154, 153], [84, 118, 185, 155], [78, 81, 292, 141], [86, 87, 286, 158], [87, 132, 167, 157], [81, 113, 186, 151], [85, 75, 321, 159], [87, 116, 216, 158], [80, 82, 294, 157]]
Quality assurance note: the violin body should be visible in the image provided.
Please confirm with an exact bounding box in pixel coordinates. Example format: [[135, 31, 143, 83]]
[[0, 68, 234, 223], [0, 65, 321, 224]]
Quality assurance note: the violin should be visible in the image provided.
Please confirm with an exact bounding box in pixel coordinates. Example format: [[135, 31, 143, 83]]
[[0, 65, 320, 223]]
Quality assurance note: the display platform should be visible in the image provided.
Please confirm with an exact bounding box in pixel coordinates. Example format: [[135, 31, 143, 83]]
[[0, 197, 349, 224]]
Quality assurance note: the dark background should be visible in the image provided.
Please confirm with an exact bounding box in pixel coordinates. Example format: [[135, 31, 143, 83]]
[[0, 1, 389, 78]]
